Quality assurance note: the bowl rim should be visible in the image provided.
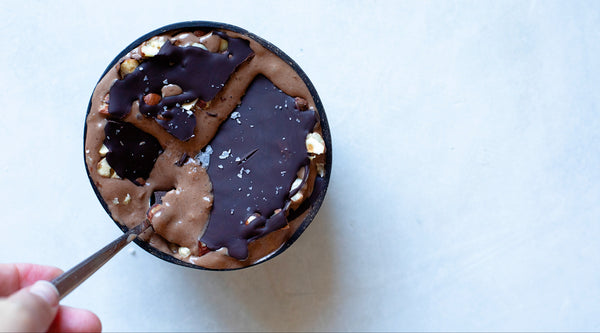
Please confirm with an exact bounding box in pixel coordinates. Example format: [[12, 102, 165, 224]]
[[83, 21, 332, 271]]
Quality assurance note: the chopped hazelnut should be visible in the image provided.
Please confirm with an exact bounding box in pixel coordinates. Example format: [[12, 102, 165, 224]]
[[141, 36, 166, 57], [290, 192, 304, 204], [290, 177, 303, 192], [181, 99, 198, 110], [98, 144, 109, 157], [123, 193, 131, 205], [97, 158, 112, 177], [120, 59, 139, 78], [178, 247, 191, 258], [218, 39, 228, 52], [306, 132, 325, 155], [98, 93, 110, 115]]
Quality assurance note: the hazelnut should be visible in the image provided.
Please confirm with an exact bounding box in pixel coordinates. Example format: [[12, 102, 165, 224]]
[[97, 157, 112, 177], [98, 93, 110, 115], [178, 247, 191, 258], [290, 177, 303, 192], [98, 144, 109, 157], [141, 36, 166, 57], [290, 192, 304, 205], [306, 132, 325, 155], [143, 93, 161, 106], [120, 59, 139, 77], [218, 39, 228, 52], [123, 193, 131, 205], [161, 84, 183, 97]]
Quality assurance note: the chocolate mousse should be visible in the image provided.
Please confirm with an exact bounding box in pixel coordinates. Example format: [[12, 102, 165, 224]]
[[84, 23, 329, 270]]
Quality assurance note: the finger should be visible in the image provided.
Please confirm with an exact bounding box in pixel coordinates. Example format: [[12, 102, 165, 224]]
[[0, 263, 63, 296], [14, 263, 64, 287], [0, 263, 20, 296], [48, 305, 102, 333], [0, 280, 59, 332]]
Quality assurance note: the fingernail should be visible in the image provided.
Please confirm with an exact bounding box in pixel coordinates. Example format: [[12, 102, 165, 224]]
[[29, 280, 59, 307]]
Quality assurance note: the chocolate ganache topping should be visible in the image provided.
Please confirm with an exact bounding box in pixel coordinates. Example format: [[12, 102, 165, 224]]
[[202, 75, 316, 260], [85, 26, 327, 270], [108, 32, 254, 141], [104, 120, 163, 185]]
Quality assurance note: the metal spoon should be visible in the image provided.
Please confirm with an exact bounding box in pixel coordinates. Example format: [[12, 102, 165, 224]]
[[51, 220, 152, 300]]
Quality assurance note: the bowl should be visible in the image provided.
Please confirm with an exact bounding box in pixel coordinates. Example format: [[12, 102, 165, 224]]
[[84, 21, 332, 270]]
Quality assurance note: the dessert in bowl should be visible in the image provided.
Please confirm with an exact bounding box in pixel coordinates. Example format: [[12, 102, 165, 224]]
[[84, 22, 331, 270]]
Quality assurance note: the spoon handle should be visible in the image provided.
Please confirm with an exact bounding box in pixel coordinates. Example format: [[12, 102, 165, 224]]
[[51, 220, 150, 300]]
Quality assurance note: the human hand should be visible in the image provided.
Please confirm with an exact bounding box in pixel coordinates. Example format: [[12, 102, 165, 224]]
[[0, 263, 102, 332]]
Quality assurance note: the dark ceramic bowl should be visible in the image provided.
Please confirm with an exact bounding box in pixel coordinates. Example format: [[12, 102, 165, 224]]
[[84, 21, 332, 271]]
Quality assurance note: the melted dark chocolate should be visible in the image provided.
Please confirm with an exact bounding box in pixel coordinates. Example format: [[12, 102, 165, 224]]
[[155, 106, 196, 141], [104, 120, 163, 185], [107, 33, 254, 141], [200, 75, 316, 260]]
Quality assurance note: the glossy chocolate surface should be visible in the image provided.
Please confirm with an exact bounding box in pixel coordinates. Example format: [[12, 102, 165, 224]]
[[104, 120, 163, 185], [202, 75, 316, 259]]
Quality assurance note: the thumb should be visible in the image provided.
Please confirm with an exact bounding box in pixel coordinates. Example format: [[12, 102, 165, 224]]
[[0, 281, 59, 333]]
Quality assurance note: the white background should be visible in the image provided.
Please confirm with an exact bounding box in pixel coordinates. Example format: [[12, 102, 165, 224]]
[[1, 1, 600, 331]]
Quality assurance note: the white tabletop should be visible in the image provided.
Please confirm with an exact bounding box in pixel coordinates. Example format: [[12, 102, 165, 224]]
[[1, 1, 599, 331]]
